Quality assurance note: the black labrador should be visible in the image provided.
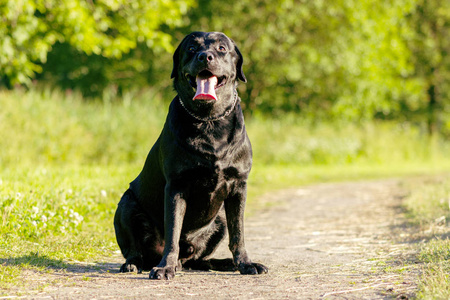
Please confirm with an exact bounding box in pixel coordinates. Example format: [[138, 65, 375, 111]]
[[114, 31, 268, 280]]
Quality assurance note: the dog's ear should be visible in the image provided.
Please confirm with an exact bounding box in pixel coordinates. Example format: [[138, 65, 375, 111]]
[[171, 34, 194, 79], [171, 41, 182, 79], [234, 44, 247, 83]]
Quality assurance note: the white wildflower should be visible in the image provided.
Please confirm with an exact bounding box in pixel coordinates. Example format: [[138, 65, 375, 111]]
[[31, 206, 39, 217], [74, 212, 84, 222], [72, 212, 84, 226]]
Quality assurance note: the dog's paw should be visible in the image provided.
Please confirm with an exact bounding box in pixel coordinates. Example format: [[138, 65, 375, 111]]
[[119, 263, 142, 273], [149, 266, 176, 280], [238, 262, 268, 275]]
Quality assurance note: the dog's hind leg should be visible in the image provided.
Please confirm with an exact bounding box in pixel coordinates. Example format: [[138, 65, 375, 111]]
[[114, 190, 162, 273], [114, 190, 144, 272]]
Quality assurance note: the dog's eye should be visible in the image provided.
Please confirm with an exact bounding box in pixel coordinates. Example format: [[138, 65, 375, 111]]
[[218, 45, 227, 52], [188, 46, 196, 52]]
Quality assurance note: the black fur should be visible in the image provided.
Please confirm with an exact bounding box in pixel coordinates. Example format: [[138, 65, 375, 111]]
[[114, 31, 268, 280]]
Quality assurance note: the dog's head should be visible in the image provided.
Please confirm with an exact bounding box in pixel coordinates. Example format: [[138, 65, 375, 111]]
[[171, 32, 246, 112]]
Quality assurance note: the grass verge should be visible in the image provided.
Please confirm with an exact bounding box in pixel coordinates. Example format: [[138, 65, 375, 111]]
[[0, 165, 135, 294], [402, 178, 450, 299]]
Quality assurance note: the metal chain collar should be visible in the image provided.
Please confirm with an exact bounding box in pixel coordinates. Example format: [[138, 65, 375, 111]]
[[178, 90, 238, 122]]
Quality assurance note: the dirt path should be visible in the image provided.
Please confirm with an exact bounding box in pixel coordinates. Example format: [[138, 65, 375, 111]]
[[14, 179, 418, 299]]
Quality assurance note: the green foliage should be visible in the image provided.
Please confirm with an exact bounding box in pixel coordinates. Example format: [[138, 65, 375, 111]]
[[0, 0, 194, 86], [404, 0, 450, 135]]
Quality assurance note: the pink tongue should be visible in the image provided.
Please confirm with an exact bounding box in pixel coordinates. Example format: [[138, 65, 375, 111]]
[[193, 75, 218, 101]]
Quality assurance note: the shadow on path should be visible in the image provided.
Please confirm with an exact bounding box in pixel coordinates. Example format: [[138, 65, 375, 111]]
[[0, 253, 122, 274]]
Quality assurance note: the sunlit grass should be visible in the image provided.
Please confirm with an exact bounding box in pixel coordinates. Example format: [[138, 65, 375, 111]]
[[403, 179, 450, 299], [2, 87, 449, 169], [0, 87, 165, 167], [416, 239, 450, 299], [403, 177, 450, 226], [0, 165, 132, 293], [248, 114, 446, 166]]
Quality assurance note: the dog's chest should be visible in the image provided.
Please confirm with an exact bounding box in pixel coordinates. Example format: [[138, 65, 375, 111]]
[[181, 161, 241, 196], [181, 163, 238, 222]]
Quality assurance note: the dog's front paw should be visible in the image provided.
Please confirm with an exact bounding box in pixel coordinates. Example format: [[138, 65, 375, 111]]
[[149, 266, 176, 280], [119, 263, 142, 274], [238, 262, 268, 275]]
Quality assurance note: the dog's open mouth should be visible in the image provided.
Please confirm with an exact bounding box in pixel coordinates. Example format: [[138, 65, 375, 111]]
[[186, 70, 226, 101]]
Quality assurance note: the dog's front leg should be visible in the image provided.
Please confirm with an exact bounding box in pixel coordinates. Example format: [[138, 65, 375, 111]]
[[149, 189, 186, 280], [225, 186, 268, 275]]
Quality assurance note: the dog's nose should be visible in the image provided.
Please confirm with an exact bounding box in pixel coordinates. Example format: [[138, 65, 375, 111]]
[[198, 52, 214, 62]]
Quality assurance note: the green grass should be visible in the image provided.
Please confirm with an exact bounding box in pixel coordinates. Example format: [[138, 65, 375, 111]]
[[0, 87, 166, 167], [416, 238, 450, 299], [0, 165, 133, 294], [402, 179, 450, 299], [1, 87, 450, 294], [404, 178, 450, 226]]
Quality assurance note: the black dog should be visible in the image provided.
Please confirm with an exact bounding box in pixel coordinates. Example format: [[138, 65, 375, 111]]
[[114, 31, 268, 280]]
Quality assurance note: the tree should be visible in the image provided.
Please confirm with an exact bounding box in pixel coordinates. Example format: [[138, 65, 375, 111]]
[[0, 0, 194, 87]]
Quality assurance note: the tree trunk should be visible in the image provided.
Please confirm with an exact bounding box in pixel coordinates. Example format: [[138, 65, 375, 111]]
[[426, 82, 437, 136]]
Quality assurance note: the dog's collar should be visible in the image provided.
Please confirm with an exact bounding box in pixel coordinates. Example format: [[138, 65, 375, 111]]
[[178, 90, 238, 122]]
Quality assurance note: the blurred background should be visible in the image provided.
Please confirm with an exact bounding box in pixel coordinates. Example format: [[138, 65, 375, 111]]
[[1, 0, 450, 175]]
